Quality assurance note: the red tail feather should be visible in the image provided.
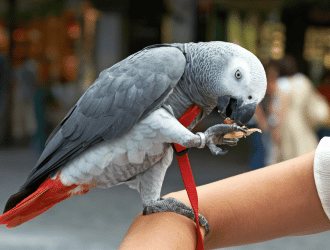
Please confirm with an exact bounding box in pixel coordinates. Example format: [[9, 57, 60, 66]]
[[0, 174, 90, 228]]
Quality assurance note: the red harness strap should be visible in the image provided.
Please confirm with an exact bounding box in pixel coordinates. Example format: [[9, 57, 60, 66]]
[[173, 104, 204, 250]]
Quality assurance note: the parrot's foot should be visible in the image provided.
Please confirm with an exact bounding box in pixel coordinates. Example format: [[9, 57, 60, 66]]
[[204, 124, 246, 155], [143, 197, 210, 235]]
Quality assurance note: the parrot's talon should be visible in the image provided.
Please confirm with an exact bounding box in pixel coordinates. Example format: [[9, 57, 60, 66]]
[[216, 148, 228, 155], [223, 138, 239, 146], [238, 126, 247, 133], [143, 207, 148, 215], [142, 197, 210, 235]]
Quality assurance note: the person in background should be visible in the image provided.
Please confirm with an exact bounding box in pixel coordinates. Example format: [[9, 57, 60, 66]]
[[30, 57, 56, 155], [0, 22, 9, 146], [247, 60, 281, 169], [275, 55, 329, 161], [246, 109, 266, 170], [265, 57, 292, 164], [0, 51, 9, 146], [11, 42, 38, 144], [317, 70, 330, 139], [51, 55, 81, 114]]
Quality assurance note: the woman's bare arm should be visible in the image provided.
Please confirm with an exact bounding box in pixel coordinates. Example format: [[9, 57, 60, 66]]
[[119, 150, 330, 250]]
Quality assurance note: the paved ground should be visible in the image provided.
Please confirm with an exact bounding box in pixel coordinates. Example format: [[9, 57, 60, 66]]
[[0, 142, 330, 249]]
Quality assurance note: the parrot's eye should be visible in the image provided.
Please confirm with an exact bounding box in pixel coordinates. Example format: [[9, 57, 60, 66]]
[[235, 70, 242, 79]]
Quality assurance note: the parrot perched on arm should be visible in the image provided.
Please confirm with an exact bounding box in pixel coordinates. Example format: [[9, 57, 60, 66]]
[[0, 41, 266, 231]]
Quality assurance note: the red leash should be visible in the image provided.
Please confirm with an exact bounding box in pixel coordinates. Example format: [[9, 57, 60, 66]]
[[173, 104, 204, 250]]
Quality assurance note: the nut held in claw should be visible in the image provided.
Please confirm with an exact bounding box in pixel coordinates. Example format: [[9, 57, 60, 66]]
[[224, 128, 262, 139], [222, 117, 262, 139]]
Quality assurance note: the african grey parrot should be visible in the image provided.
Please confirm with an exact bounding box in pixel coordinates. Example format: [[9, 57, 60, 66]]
[[0, 42, 266, 232]]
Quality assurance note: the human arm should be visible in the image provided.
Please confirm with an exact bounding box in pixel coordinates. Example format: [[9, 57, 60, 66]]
[[119, 149, 330, 250]]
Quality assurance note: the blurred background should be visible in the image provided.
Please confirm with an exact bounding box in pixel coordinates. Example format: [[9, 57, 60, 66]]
[[1, 0, 330, 249]]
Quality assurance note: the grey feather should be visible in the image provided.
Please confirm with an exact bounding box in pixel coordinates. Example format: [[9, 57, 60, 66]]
[[19, 44, 187, 192]]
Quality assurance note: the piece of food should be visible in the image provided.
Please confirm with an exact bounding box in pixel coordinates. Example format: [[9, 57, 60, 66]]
[[222, 117, 262, 139], [224, 117, 234, 124], [224, 128, 262, 139]]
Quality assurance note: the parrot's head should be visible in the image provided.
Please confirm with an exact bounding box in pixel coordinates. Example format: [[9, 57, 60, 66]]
[[187, 41, 267, 126], [216, 43, 267, 126]]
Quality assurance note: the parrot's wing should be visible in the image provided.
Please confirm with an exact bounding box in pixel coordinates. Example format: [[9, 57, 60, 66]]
[[20, 45, 186, 192]]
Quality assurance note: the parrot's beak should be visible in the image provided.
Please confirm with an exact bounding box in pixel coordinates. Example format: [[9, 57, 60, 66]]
[[217, 96, 257, 126]]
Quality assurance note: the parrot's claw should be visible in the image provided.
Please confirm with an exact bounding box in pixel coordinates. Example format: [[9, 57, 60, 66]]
[[208, 142, 228, 155], [204, 124, 246, 155], [143, 197, 210, 235], [223, 138, 239, 146]]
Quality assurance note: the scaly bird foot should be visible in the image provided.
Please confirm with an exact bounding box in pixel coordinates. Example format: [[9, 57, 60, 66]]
[[204, 124, 246, 155], [143, 197, 210, 235]]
